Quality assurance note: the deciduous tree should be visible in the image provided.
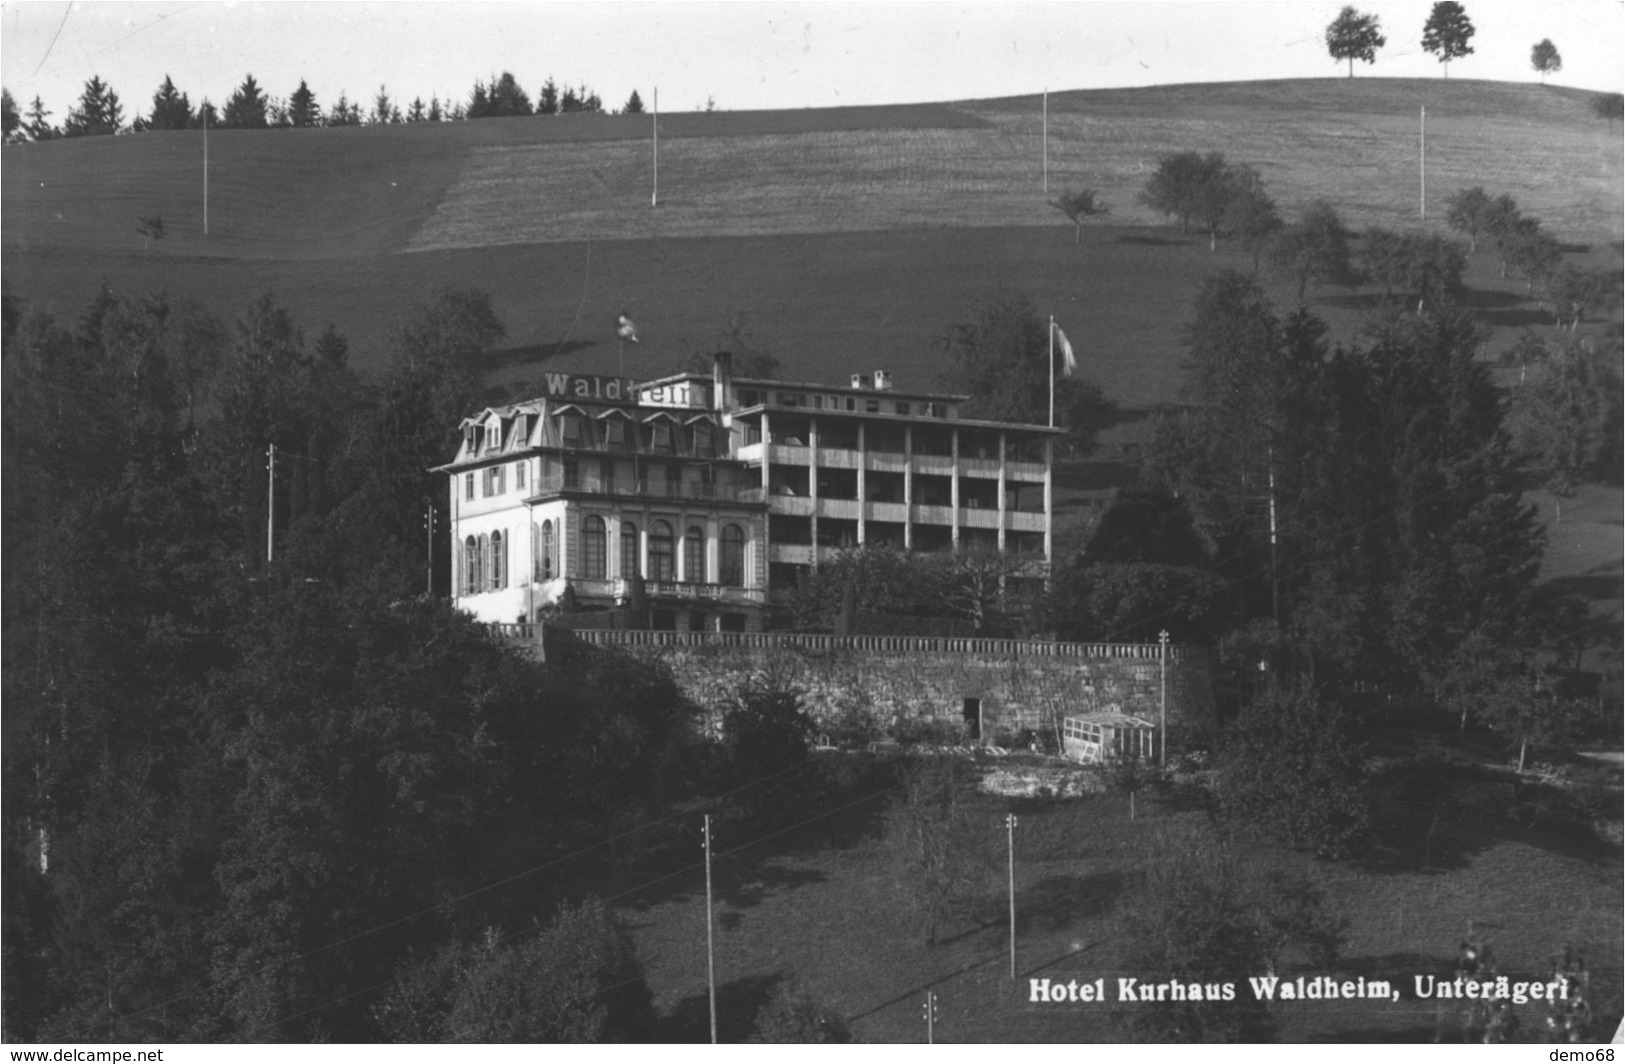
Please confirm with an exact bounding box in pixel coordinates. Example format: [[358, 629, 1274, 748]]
[[1325, 6, 1387, 78], [1050, 187, 1108, 244], [1531, 39, 1562, 83], [1443, 185, 1492, 252], [1269, 200, 1352, 304], [938, 294, 1115, 453], [1422, 1, 1476, 78], [1592, 92, 1623, 132]]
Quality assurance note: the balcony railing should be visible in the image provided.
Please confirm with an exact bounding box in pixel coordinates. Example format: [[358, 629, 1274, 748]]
[[532, 473, 756, 503], [558, 629, 1190, 661]]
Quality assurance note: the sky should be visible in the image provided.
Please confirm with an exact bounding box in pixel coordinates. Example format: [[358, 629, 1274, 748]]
[[1, 1, 1621, 121]]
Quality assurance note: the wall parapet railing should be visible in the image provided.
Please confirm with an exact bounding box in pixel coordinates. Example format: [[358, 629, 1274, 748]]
[[488, 625, 1188, 662]]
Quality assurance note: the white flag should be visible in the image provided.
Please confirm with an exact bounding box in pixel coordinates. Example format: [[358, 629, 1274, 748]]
[[617, 313, 639, 343], [1054, 323, 1076, 377]]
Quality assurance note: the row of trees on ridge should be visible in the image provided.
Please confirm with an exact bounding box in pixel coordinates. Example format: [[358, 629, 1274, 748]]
[[1, 68, 650, 143]]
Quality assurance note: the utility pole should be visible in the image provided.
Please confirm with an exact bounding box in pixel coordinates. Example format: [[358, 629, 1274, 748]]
[[423, 503, 436, 597], [1006, 812, 1018, 979], [1268, 446, 1280, 625], [1419, 105, 1426, 220], [923, 990, 937, 1043], [703, 813, 717, 1044], [1158, 629, 1170, 769], [266, 443, 276, 563], [1042, 87, 1048, 194], [652, 87, 659, 207], [203, 100, 209, 236]]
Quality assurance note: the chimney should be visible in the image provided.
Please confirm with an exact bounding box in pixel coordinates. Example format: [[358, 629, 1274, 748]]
[[850, 373, 866, 389], [873, 369, 893, 391], [712, 351, 735, 413]]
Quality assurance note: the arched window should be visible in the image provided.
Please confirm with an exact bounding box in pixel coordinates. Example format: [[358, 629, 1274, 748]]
[[491, 530, 505, 589], [649, 520, 675, 581], [464, 536, 480, 595], [620, 521, 639, 579], [583, 516, 606, 580], [539, 520, 554, 581], [684, 526, 705, 583], [477, 534, 491, 593], [721, 524, 745, 587]]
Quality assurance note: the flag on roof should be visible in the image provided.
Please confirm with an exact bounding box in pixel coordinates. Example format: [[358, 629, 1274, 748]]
[[1054, 323, 1076, 377], [617, 313, 639, 343]]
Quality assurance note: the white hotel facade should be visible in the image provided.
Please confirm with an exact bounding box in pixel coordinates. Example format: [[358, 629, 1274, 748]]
[[439, 354, 1058, 631]]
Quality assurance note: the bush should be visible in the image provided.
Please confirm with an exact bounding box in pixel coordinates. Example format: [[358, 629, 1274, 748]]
[[374, 897, 655, 1042], [1116, 823, 1346, 1042], [746, 981, 853, 1043], [1215, 685, 1369, 858]]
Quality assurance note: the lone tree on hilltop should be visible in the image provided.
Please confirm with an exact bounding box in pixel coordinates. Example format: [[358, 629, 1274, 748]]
[[1325, 6, 1387, 78], [623, 89, 645, 114], [1592, 93, 1623, 133], [1422, 1, 1475, 78], [1050, 187, 1108, 244], [1531, 39, 1562, 84]]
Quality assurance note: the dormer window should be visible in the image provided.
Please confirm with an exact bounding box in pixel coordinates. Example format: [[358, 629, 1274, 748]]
[[650, 421, 672, 454], [605, 418, 627, 448], [485, 422, 501, 451], [513, 414, 527, 444], [560, 414, 582, 448], [693, 423, 714, 457], [463, 425, 478, 452]]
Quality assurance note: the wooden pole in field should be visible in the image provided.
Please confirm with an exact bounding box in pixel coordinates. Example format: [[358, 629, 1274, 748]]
[[704, 814, 717, 1043], [1006, 813, 1018, 978], [652, 87, 659, 207], [1419, 106, 1426, 220], [203, 100, 209, 236], [1159, 629, 1170, 769], [924, 991, 936, 1043], [266, 443, 276, 563], [1042, 87, 1048, 194]]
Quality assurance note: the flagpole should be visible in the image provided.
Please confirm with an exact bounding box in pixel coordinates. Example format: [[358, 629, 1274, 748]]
[[1048, 315, 1055, 429]]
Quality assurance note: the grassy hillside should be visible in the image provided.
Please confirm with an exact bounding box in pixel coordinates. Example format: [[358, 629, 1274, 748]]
[[3, 77, 1619, 402]]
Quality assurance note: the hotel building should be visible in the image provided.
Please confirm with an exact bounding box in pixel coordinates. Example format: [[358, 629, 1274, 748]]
[[440, 353, 1059, 631]]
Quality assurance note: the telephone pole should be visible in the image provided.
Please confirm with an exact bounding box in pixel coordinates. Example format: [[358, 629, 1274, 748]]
[[1006, 812, 1018, 979], [703, 813, 717, 1044], [923, 990, 938, 1043], [266, 443, 276, 563], [423, 504, 436, 596], [1419, 106, 1426, 220], [1159, 629, 1170, 769]]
